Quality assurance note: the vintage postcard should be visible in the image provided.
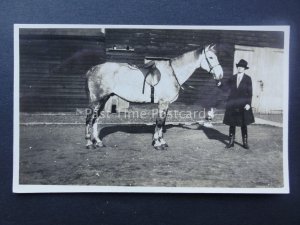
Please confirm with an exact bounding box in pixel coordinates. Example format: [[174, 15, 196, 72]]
[[13, 24, 289, 193]]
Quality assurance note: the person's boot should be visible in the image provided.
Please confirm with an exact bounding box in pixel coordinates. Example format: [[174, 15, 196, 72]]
[[225, 134, 235, 149], [241, 125, 249, 149], [225, 126, 235, 149], [242, 135, 249, 149]]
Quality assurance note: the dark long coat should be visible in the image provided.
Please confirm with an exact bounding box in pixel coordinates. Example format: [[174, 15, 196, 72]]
[[220, 74, 255, 126]]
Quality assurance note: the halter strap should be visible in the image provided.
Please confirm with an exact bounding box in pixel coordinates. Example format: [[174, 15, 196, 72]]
[[204, 49, 220, 75], [169, 46, 219, 91]]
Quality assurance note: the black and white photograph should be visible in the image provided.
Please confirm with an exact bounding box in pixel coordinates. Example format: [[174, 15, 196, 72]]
[[13, 25, 289, 193]]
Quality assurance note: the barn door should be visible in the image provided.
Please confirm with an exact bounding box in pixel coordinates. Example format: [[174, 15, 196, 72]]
[[104, 96, 130, 113], [234, 45, 284, 114]]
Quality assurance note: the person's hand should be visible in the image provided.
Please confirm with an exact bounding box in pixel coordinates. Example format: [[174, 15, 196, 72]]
[[244, 104, 250, 110]]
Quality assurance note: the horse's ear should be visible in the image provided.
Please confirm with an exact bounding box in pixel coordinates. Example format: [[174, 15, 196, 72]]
[[204, 45, 210, 51], [204, 44, 215, 52], [210, 44, 216, 50], [207, 44, 216, 53]]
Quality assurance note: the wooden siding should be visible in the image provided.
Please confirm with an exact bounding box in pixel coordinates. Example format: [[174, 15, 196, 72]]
[[20, 29, 105, 112], [19, 28, 284, 112], [105, 29, 284, 109]]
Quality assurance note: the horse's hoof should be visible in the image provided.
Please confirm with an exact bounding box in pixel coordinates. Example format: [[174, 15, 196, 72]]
[[154, 145, 167, 151], [162, 143, 168, 148], [86, 145, 93, 149], [95, 142, 105, 148], [151, 140, 156, 146], [154, 146, 163, 150]]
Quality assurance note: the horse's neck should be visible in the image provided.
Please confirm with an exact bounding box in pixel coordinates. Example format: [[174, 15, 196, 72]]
[[170, 50, 201, 85]]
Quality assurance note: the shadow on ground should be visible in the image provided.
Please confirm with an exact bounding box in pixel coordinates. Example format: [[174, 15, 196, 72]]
[[197, 125, 228, 146], [99, 123, 234, 146], [99, 124, 212, 139]]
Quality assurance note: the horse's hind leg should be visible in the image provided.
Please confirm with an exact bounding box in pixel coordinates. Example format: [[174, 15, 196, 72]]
[[85, 102, 100, 149], [153, 101, 169, 150], [92, 103, 104, 148], [86, 96, 110, 149]]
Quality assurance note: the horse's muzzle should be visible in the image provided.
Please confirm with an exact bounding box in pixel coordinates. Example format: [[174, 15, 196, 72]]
[[212, 65, 223, 80]]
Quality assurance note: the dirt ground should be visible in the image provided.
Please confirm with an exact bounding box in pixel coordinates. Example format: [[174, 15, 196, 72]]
[[19, 123, 283, 188]]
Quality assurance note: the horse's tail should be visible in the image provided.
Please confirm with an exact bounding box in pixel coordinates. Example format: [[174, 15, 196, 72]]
[[85, 67, 94, 103], [85, 75, 90, 102], [85, 65, 102, 103], [85, 65, 96, 79]]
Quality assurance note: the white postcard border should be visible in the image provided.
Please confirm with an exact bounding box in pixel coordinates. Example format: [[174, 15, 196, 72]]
[[13, 24, 290, 194]]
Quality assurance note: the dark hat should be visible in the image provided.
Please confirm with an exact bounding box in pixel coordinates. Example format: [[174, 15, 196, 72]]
[[236, 59, 249, 69]]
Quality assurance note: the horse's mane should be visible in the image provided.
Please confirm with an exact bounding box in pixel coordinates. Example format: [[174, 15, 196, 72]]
[[195, 45, 216, 55], [170, 45, 216, 64]]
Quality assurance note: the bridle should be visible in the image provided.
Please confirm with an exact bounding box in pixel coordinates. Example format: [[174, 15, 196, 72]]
[[169, 47, 221, 91], [203, 48, 221, 78]]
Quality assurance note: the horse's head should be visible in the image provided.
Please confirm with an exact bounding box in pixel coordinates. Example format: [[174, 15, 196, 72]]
[[199, 44, 223, 80]]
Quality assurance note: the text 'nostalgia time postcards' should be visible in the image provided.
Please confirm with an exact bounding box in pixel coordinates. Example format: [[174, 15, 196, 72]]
[[13, 24, 289, 193]]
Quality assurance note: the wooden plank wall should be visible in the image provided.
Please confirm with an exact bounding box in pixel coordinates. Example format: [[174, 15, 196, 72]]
[[105, 29, 284, 109], [19, 29, 105, 112], [19, 29, 284, 112]]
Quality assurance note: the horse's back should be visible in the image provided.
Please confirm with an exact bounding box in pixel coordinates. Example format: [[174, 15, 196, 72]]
[[87, 62, 135, 79]]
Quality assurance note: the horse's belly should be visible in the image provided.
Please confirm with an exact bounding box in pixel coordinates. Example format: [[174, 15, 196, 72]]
[[154, 82, 180, 103], [114, 85, 152, 103]]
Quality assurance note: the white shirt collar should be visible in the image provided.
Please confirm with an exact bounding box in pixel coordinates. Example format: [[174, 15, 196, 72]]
[[237, 72, 244, 78], [237, 73, 244, 87]]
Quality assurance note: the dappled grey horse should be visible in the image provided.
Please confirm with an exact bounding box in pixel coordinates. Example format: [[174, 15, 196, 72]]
[[85, 45, 223, 150]]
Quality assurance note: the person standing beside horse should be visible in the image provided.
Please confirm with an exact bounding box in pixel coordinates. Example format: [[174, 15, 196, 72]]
[[217, 59, 255, 149]]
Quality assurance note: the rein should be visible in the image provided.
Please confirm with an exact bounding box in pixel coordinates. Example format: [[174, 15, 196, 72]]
[[169, 60, 184, 90]]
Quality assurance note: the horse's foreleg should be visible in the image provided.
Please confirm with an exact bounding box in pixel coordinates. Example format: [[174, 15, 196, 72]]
[[153, 101, 169, 150]]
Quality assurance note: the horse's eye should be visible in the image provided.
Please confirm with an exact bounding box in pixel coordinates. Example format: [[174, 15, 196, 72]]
[[209, 57, 213, 59]]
